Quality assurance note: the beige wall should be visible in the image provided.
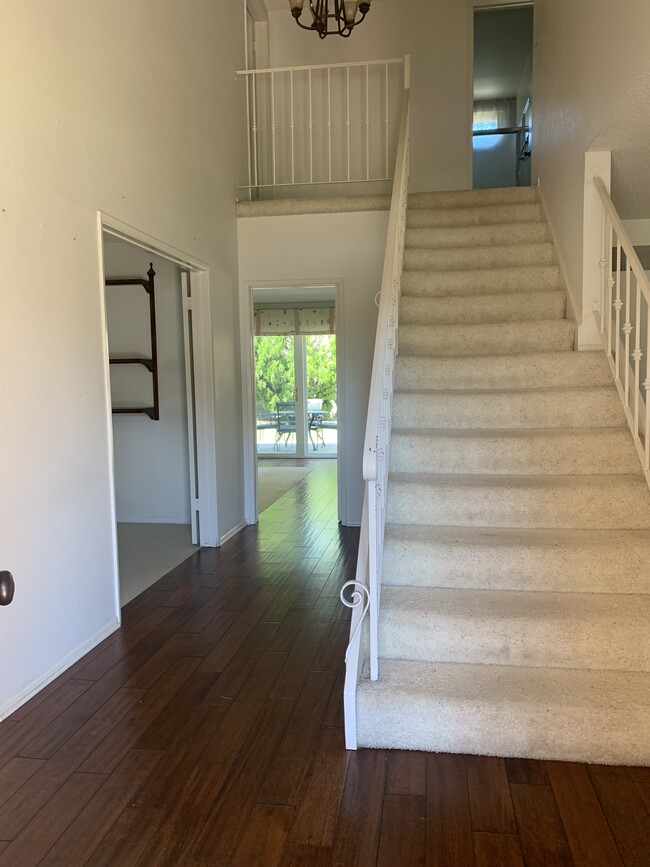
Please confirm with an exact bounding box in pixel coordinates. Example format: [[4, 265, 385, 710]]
[[0, 0, 245, 716], [267, 0, 472, 193], [533, 0, 650, 319]]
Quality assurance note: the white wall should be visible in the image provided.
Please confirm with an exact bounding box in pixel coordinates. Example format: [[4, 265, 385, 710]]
[[266, 0, 471, 193], [533, 0, 650, 321], [104, 243, 191, 525], [0, 0, 245, 717], [238, 210, 389, 523]]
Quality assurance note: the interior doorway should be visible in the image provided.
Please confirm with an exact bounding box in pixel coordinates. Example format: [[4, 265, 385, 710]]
[[100, 225, 217, 607], [472, 3, 534, 189], [243, 282, 342, 523]]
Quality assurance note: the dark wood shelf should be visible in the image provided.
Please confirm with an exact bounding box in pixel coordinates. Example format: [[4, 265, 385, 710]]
[[112, 406, 157, 420], [106, 264, 159, 420], [109, 356, 154, 372]]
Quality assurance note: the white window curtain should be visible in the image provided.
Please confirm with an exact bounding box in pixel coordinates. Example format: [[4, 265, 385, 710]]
[[473, 99, 514, 132], [254, 306, 335, 336]]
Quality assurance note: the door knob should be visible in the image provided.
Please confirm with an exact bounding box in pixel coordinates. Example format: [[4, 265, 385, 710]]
[[0, 571, 15, 606]]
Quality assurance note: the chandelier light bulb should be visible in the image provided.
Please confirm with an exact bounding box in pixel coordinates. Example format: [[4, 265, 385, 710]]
[[289, 0, 371, 38]]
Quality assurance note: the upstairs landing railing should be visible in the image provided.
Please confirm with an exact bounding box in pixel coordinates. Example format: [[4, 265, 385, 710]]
[[594, 176, 650, 484], [236, 57, 407, 193], [339, 61, 411, 751]]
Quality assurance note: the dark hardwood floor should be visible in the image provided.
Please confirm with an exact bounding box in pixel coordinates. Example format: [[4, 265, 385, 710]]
[[1, 460, 648, 866]]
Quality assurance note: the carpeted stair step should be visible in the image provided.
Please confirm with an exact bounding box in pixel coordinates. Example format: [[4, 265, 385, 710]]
[[399, 290, 566, 326], [400, 319, 575, 357], [406, 221, 548, 250], [377, 586, 650, 671], [408, 186, 538, 209], [381, 525, 650, 594], [389, 428, 639, 475], [402, 265, 560, 298], [404, 242, 555, 272], [355, 659, 650, 764], [395, 350, 612, 391], [393, 386, 625, 430], [385, 473, 650, 529], [407, 202, 543, 229]]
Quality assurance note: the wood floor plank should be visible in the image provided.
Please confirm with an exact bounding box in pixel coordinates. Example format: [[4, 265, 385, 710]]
[[466, 755, 517, 834], [628, 766, 650, 784], [231, 804, 295, 867], [0, 758, 45, 811], [547, 760, 624, 867], [0, 772, 105, 867], [190, 697, 296, 864], [473, 832, 525, 867], [278, 843, 331, 867], [377, 793, 426, 867], [588, 765, 650, 867], [504, 757, 550, 786], [510, 782, 574, 867], [329, 748, 388, 867], [385, 750, 427, 798], [289, 726, 350, 847], [258, 669, 337, 806], [77, 657, 200, 775], [200, 620, 279, 707], [635, 782, 650, 813], [426, 753, 475, 867], [0, 687, 144, 841], [0, 680, 94, 768], [39, 749, 162, 867]]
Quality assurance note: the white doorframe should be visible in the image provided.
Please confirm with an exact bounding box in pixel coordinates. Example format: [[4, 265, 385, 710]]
[[98, 213, 219, 563], [239, 278, 346, 526]]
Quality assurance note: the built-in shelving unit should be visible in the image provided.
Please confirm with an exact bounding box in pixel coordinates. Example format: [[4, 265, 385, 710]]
[[106, 265, 159, 420]]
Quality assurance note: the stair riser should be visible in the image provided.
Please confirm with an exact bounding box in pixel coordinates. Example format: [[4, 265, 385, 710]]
[[407, 203, 543, 228], [402, 266, 560, 298], [389, 431, 639, 475], [400, 320, 575, 357], [381, 532, 650, 594], [385, 479, 650, 529], [408, 187, 538, 209], [405, 243, 555, 272], [356, 691, 649, 765], [378, 609, 650, 672], [393, 389, 625, 430], [395, 351, 612, 391], [400, 291, 566, 326], [406, 222, 549, 250]]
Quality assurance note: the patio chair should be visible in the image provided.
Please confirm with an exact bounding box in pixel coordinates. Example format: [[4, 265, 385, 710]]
[[275, 401, 296, 448]]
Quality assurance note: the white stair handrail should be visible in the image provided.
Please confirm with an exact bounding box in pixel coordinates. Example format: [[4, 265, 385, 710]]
[[339, 57, 410, 750], [594, 176, 650, 482]]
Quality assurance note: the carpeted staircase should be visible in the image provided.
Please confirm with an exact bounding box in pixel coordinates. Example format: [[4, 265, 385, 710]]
[[356, 186, 650, 765]]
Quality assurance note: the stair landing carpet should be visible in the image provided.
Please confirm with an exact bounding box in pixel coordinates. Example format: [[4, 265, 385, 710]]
[[356, 185, 650, 765]]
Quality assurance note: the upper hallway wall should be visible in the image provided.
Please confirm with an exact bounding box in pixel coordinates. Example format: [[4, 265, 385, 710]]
[[0, 0, 245, 716], [533, 0, 650, 318], [266, 0, 472, 193]]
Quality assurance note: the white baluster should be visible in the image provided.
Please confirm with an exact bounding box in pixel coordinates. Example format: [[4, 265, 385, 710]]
[[271, 69, 276, 186], [290, 69, 295, 185], [308, 68, 313, 184], [624, 260, 632, 408], [614, 239, 622, 383], [366, 63, 371, 181], [634, 283, 642, 439]]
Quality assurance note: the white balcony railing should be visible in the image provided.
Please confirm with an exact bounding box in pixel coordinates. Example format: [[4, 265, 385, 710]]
[[236, 57, 407, 191], [594, 176, 650, 485], [339, 59, 410, 750]]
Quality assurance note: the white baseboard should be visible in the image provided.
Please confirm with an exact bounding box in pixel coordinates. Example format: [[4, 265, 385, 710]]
[[341, 520, 361, 527], [219, 521, 247, 546], [536, 179, 581, 327], [0, 617, 121, 721], [116, 517, 192, 525]]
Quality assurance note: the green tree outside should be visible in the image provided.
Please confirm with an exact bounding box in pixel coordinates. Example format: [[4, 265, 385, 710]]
[[255, 334, 337, 417]]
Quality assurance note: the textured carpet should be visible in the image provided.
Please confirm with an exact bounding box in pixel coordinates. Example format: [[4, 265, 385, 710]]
[[258, 465, 315, 513], [117, 523, 198, 606]]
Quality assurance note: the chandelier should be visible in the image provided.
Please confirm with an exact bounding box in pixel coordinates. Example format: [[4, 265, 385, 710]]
[[288, 0, 372, 39]]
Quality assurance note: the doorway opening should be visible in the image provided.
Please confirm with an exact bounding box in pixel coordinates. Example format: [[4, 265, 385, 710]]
[[244, 283, 341, 522], [472, 3, 534, 189], [100, 226, 217, 608]]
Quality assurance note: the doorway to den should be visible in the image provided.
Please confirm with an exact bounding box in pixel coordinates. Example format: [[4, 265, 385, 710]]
[[472, 3, 534, 189]]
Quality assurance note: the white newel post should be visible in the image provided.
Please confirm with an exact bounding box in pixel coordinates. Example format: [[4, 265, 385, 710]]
[[580, 151, 611, 349]]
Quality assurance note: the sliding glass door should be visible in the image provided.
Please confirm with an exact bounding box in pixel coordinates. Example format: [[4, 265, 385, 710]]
[[255, 334, 337, 458]]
